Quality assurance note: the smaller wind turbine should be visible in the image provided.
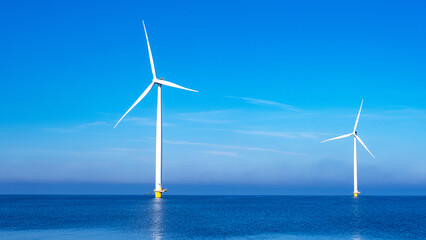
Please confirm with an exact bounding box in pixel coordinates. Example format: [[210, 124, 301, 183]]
[[321, 100, 375, 197], [114, 21, 198, 198]]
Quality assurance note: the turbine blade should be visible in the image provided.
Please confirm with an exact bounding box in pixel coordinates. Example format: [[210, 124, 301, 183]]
[[142, 20, 156, 79], [355, 135, 375, 158], [158, 80, 198, 92], [114, 82, 155, 128], [321, 133, 353, 143], [354, 99, 363, 131]]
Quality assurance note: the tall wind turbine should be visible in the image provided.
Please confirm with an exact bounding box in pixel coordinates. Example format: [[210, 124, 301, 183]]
[[114, 21, 198, 198], [321, 100, 375, 197]]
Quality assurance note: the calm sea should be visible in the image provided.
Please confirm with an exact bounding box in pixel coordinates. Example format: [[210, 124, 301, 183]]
[[0, 195, 424, 239]]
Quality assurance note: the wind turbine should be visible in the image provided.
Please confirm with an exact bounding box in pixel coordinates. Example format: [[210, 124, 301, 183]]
[[114, 21, 198, 198], [321, 100, 375, 197]]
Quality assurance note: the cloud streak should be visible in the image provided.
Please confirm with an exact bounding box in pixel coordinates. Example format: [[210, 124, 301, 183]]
[[177, 110, 235, 124], [165, 139, 302, 156], [362, 107, 426, 120], [122, 117, 172, 126], [228, 96, 299, 111], [196, 128, 329, 139], [202, 151, 239, 157], [44, 121, 108, 133], [234, 130, 329, 139]]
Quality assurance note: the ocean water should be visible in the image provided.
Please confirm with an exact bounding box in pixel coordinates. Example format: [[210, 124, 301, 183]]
[[0, 195, 424, 240]]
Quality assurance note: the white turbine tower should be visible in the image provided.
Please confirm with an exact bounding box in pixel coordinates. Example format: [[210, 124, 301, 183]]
[[114, 21, 198, 198], [321, 100, 375, 197]]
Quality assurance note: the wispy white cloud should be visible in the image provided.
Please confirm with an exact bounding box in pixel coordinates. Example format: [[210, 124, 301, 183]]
[[193, 128, 329, 139], [177, 110, 235, 124], [234, 130, 329, 139], [362, 107, 426, 119], [122, 117, 172, 126], [165, 139, 302, 156], [106, 147, 153, 152], [7, 147, 153, 160], [202, 151, 239, 157], [76, 121, 108, 128], [227, 96, 299, 111], [44, 121, 108, 133]]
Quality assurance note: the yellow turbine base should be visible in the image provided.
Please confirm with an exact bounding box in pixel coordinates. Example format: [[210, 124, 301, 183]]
[[354, 192, 360, 197], [155, 192, 162, 198]]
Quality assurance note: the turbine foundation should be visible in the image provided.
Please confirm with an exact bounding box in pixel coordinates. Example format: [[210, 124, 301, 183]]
[[154, 188, 167, 198], [354, 191, 360, 197]]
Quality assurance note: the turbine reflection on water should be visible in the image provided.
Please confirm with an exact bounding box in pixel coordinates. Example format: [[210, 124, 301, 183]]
[[351, 197, 363, 240], [150, 198, 164, 240]]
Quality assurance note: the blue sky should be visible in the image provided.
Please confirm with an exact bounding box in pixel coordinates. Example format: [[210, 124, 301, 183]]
[[0, 0, 425, 194]]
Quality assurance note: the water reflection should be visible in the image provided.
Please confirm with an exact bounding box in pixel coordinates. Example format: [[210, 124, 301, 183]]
[[351, 234, 363, 240], [150, 198, 164, 240], [350, 197, 362, 240]]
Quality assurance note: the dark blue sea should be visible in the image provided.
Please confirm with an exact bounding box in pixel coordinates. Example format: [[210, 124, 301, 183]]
[[0, 195, 424, 240]]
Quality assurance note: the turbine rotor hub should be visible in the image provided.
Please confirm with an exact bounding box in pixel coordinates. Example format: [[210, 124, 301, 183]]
[[153, 78, 164, 85]]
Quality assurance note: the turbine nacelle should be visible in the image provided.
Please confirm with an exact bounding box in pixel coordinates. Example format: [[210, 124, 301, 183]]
[[153, 78, 163, 84]]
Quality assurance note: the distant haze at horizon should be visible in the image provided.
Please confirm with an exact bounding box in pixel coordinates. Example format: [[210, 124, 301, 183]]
[[0, 0, 425, 195], [1, 182, 424, 195]]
